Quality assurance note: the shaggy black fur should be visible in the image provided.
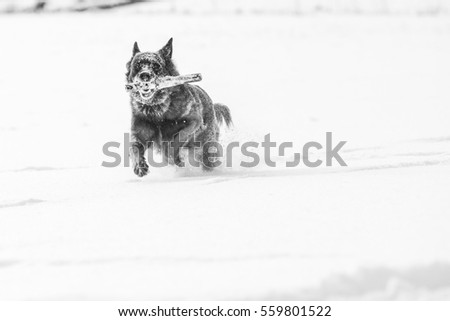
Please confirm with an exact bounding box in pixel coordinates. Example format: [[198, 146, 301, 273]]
[[126, 38, 232, 177]]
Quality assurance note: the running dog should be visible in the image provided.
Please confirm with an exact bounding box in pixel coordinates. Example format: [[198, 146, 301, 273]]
[[125, 38, 232, 177]]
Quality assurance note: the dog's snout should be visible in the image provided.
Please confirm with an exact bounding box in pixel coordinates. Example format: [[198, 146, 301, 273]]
[[139, 72, 151, 82]]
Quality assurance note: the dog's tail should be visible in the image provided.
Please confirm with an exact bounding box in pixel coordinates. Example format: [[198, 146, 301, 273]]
[[214, 103, 233, 127]]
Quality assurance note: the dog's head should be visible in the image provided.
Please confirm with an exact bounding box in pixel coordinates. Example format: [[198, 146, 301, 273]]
[[126, 38, 179, 103]]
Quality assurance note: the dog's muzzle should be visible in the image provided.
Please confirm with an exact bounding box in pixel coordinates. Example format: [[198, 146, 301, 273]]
[[126, 74, 157, 100]]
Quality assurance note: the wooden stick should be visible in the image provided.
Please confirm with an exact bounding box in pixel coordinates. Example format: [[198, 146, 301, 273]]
[[125, 73, 202, 93]]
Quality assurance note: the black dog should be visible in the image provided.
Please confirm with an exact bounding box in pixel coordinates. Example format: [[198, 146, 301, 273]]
[[125, 38, 232, 177]]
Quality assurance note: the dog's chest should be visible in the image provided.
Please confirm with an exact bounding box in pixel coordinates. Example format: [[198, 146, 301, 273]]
[[132, 85, 200, 124], [132, 99, 168, 122]]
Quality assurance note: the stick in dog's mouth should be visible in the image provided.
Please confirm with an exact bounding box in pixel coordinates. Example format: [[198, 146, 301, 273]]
[[125, 80, 158, 101], [125, 73, 203, 102]]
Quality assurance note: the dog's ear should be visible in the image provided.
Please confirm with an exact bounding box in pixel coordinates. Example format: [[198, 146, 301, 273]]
[[159, 38, 173, 59], [132, 41, 140, 56]]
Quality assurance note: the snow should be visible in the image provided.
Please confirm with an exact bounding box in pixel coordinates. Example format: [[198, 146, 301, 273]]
[[3, 0, 450, 13], [0, 13, 450, 300]]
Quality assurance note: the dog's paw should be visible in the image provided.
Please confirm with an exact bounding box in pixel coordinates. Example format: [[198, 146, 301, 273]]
[[174, 155, 185, 167], [133, 161, 149, 177]]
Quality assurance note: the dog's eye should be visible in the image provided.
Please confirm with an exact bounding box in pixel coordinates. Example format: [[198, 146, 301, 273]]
[[152, 64, 161, 73]]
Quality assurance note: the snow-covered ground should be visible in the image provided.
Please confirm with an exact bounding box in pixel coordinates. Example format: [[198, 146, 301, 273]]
[[3, 0, 450, 14], [0, 13, 449, 300]]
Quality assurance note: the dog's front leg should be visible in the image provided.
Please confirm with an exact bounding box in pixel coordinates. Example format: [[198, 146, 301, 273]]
[[130, 120, 156, 177], [130, 139, 149, 177]]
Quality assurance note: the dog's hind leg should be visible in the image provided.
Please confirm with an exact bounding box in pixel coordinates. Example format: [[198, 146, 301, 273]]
[[201, 131, 221, 171], [172, 117, 203, 167]]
